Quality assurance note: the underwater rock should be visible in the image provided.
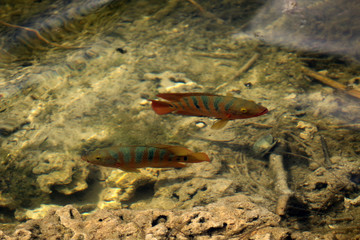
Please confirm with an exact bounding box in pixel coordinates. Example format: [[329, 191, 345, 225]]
[[0, 195, 289, 239], [15, 204, 61, 221], [98, 170, 157, 209], [1, 195, 327, 239], [32, 152, 89, 194], [301, 166, 357, 210], [0, 192, 16, 210], [253, 134, 277, 157], [296, 121, 318, 140]]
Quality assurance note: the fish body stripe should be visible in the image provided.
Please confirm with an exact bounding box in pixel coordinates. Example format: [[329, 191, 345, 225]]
[[213, 97, 223, 112], [182, 97, 192, 109], [225, 99, 235, 112], [119, 147, 131, 163], [174, 100, 185, 110], [190, 96, 200, 110], [108, 149, 119, 160], [159, 149, 168, 162], [135, 147, 146, 164], [147, 147, 156, 162], [200, 95, 210, 112]]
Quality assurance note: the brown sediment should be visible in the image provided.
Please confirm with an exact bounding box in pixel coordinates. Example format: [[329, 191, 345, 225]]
[[300, 66, 360, 99]]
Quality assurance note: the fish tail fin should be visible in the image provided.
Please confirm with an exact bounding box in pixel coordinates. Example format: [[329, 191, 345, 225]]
[[187, 152, 210, 163], [151, 100, 175, 115]]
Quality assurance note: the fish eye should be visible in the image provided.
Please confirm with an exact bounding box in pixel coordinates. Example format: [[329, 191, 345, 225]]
[[240, 108, 247, 113], [95, 157, 101, 160]]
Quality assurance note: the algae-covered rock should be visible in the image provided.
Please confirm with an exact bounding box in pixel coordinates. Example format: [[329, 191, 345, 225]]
[[0, 195, 330, 239], [32, 152, 89, 195], [98, 170, 157, 209]]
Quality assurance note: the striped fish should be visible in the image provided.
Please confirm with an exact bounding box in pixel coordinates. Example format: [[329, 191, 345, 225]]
[[81, 144, 210, 172], [150, 93, 268, 129]]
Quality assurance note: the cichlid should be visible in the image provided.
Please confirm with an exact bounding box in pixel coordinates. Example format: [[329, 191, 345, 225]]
[[150, 93, 268, 129], [81, 144, 210, 172]]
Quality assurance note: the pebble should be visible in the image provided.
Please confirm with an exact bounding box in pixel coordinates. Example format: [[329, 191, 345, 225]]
[[195, 121, 207, 128]]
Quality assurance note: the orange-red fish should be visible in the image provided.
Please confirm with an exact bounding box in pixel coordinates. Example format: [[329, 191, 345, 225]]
[[151, 93, 268, 129], [81, 144, 210, 172]]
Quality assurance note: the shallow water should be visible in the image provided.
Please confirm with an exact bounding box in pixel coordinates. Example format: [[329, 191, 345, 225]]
[[0, 0, 360, 238]]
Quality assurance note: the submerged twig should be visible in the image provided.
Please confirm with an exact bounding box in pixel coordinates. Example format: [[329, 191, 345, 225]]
[[0, 20, 83, 49], [232, 52, 260, 81], [329, 124, 360, 130], [216, 52, 261, 91], [269, 142, 294, 216], [188, 133, 235, 142], [186, 0, 224, 24], [319, 134, 331, 166], [152, 0, 179, 20], [191, 51, 240, 59], [300, 66, 360, 99]]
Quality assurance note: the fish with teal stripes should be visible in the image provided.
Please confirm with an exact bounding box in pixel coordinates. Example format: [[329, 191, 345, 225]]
[[81, 144, 210, 172], [150, 93, 268, 129]]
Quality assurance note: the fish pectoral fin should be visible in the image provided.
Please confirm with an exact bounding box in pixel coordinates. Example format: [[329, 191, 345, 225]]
[[211, 119, 229, 130], [151, 144, 193, 156]]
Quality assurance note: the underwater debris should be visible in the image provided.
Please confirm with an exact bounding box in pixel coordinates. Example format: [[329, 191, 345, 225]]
[[269, 142, 294, 216], [252, 134, 277, 157], [301, 66, 360, 99], [186, 0, 224, 24], [0, 20, 83, 50], [151, 92, 268, 130], [232, 52, 260, 81]]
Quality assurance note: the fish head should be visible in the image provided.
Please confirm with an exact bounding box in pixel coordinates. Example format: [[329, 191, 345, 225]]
[[81, 149, 118, 167], [226, 100, 268, 119]]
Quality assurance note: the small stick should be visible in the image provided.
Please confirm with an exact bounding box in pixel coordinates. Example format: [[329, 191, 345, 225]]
[[216, 52, 261, 91], [319, 134, 331, 165], [233, 52, 260, 78], [269, 142, 294, 216], [0, 20, 83, 49], [329, 124, 360, 130], [186, 0, 224, 24], [300, 66, 360, 99], [191, 51, 240, 59], [188, 133, 235, 142]]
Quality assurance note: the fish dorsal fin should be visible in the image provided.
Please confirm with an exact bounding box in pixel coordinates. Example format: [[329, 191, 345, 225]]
[[151, 144, 193, 156], [157, 93, 217, 101], [211, 119, 229, 130]]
